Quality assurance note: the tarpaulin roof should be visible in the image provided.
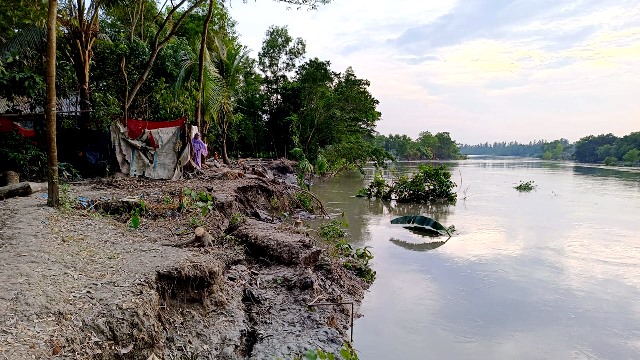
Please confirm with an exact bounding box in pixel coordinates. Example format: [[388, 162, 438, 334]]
[[0, 116, 35, 138], [112, 120, 190, 180], [127, 118, 186, 139]]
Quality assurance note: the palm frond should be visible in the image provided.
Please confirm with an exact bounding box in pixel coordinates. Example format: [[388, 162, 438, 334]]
[[1, 26, 46, 56]]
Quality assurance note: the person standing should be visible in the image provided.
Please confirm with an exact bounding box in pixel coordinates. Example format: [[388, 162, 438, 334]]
[[191, 133, 208, 168]]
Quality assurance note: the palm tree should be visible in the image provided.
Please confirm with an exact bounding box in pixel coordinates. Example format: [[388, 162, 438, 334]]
[[177, 35, 247, 165], [208, 36, 248, 165]]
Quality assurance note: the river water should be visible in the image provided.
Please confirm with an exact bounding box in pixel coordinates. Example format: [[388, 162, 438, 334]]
[[311, 157, 640, 360]]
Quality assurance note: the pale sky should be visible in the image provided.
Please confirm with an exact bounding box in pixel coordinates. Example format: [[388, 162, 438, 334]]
[[228, 0, 640, 144]]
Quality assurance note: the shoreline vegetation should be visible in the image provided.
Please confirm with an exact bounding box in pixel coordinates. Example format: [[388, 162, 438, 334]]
[[460, 131, 640, 167]]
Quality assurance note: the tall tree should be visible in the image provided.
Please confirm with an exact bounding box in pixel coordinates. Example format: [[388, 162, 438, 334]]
[[208, 35, 248, 165], [58, 0, 115, 125], [124, 0, 205, 117], [258, 26, 306, 156], [46, 0, 59, 207], [195, 0, 215, 129]]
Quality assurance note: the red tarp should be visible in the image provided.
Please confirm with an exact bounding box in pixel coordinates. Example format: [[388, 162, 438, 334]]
[[126, 118, 186, 139], [0, 116, 35, 138]]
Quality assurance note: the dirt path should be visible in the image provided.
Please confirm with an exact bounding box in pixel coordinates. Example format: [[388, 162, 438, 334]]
[[0, 164, 368, 359]]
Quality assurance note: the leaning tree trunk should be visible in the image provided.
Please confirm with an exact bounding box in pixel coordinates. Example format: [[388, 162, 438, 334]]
[[221, 113, 230, 165], [77, 56, 91, 125], [196, 0, 215, 129], [46, 0, 59, 207]]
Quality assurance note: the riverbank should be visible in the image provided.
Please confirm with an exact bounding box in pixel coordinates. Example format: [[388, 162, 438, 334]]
[[0, 160, 369, 359]]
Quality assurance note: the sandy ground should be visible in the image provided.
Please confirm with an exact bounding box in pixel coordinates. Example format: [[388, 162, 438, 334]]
[[0, 161, 368, 359]]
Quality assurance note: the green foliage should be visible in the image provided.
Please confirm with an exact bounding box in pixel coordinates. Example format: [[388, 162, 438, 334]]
[[182, 188, 215, 215], [59, 183, 76, 212], [604, 156, 618, 166], [315, 153, 328, 175], [623, 148, 640, 165], [362, 171, 392, 200], [319, 219, 348, 240], [515, 180, 536, 192], [292, 343, 359, 360], [318, 217, 376, 283], [376, 131, 464, 160], [0, 131, 47, 181], [189, 217, 204, 228], [461, 138, 572, 158], [129, 209, 141, 229], [394, 165, 457, 203], [230, 212, 245, 226], [360, 165, 457, 204], [296, 192, 314, 212]]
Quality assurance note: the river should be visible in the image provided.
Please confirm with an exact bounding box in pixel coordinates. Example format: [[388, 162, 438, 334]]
[[311, 157, 640, 360]]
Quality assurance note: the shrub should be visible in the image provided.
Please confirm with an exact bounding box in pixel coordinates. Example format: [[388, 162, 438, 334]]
[[0, 131, 47, 180], [603, 156, 618, 166], [358, 165, 457, 204]]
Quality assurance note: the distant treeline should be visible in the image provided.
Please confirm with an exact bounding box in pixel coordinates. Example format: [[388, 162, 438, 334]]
[[574, 132, 640, 165], [460, 139, 573, 160], [372, 132, 464, 161], [460, 131, 640, 166]]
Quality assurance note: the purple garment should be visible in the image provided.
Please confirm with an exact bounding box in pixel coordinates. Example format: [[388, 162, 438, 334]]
[[191, 137, 208, 168]]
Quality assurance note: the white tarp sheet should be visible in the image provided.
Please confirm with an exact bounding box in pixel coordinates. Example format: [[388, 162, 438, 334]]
[[111, 122, 189, 180]]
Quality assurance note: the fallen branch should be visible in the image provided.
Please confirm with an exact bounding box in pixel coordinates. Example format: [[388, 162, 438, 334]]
[[0, 182, 32, 200]]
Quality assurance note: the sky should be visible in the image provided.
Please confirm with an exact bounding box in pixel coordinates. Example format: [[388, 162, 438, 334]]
[[228, 0, 640, 144]]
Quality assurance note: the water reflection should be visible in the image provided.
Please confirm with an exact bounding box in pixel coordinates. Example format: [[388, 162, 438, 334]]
[[312, 158, 640, 359], [389, 237, 450, 252], [573, 164, 640, 182], [365, 200, 452, 223]]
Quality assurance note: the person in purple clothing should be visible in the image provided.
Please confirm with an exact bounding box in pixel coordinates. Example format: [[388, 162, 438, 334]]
[[191, 133, 208, 168]]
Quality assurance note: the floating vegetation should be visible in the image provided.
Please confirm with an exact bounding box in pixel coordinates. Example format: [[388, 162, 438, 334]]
[[514, 180, 536, 192]]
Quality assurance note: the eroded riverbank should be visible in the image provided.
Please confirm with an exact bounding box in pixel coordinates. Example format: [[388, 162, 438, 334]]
[[0, 160, 368, 359]]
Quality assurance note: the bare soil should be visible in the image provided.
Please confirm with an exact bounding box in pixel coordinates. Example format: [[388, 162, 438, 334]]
[[0, 160, 369, 359]]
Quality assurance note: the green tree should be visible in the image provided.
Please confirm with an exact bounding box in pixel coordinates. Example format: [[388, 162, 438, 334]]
[[207, 35, 249, 165], [623, 148, 639, 164], [258, 25, 306, 157], [574, 134, 617, 163]]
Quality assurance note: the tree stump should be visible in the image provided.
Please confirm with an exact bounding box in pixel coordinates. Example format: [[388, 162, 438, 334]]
[[0, 171, 19, 186], [194, 226, 213, 247], [169, 227, 213, 247]]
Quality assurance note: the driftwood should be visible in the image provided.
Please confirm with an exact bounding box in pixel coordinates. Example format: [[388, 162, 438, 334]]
[[28, 182, 48, 193], [0, 182, 32, 200], [169, 227, 213, 247]]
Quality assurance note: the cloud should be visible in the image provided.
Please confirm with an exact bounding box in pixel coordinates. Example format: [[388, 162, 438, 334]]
[[229, 0, 640, 143]]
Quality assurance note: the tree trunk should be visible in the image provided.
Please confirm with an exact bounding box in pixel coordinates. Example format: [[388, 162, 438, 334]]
[[78, 58, 91, 125], [196, 0, 215, 129], [46, 0, 59, 207], [125, 0, 204, 111], [222, 132, 230, 165], [222, 114, 230, 165]]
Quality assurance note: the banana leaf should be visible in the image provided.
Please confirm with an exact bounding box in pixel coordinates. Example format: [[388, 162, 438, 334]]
[[390, 215, 450, 237]]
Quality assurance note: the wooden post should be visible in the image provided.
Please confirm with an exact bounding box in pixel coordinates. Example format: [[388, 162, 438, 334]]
[[46, 0, 59, 207]]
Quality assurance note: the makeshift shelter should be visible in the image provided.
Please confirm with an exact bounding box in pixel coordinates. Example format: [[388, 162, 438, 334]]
[[111, 118, 191, 180]]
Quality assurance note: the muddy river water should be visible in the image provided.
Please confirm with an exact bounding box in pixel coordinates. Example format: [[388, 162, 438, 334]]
[[311, 157, 640, 360]]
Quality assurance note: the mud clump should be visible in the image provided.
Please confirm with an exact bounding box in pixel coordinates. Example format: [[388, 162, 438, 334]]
[[156, 261, 224, 305], [232, 219, 314, 265]]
